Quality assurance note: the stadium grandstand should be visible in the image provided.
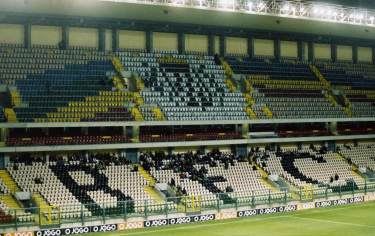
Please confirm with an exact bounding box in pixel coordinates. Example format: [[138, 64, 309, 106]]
[[0, 0, 375, 235]]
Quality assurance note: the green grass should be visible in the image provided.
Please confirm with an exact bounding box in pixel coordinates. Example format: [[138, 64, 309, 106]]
[[89, 202, 375, 236]]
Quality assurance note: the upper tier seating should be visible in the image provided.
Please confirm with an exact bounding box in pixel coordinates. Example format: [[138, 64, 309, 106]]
[[317, 62, 375, 117], [226, 57, 347, 119], [0, 106, 5, 122], [118, 52, 248, 121], [259, 146, 364, 194], [0, 46, 137, 122], [338, 143, 375, 172]]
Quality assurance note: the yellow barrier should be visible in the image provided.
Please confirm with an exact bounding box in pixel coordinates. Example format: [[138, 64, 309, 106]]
[[262, 105, 273, 119], [4, 108, 17, 122]]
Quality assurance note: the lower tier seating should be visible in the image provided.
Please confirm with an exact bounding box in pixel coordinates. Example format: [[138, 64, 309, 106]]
[[0, 201, 14, 223], [140, 151, 282, 205], [259, 146, 364, 194], [7, 153, 175, 219], [338, 143, 375, 172]]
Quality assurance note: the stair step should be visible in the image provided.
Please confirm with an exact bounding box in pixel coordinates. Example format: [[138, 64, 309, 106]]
[[33, 193, 50, 209], [138, 166, 156, 186], [0, 195, 21, 209], [0, 170, 20, 193], [144, 186, 164, 204]]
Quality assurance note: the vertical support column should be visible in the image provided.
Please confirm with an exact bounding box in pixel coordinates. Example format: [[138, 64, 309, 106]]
[[24, 23, 31, 49], [241, 123, 249, 137], [247, 36, 254, 59], [126, 149, 139, 163], [4, 154, 9, 170], [178, 32, 185, 54], [112, 28, 119, 52], [62, 25, 69, 50], [328, 121, 337, 134], [0, 128, 6, 142], [146, 31, 153, 53], [372, 46, 375, 65], [98, 28, 106, 52], [0, 153, 4, 169], [82, 127, 88, 136], [167, 147, 173, 156], [352, 44, 358, 64], [297, 40, 304, 61], [208, 34, 215, 56], [219, 35, 226, 56], [331, 44, 337, 62], [274, 38, 281, 61], [131, 126, 139, 140], [199, 146, 206, 154], [235, 145, 248, 157], [308, 41, 314, 62]]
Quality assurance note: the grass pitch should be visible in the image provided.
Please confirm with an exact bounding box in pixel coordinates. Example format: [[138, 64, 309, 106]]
[[90, 201, 375, 236]]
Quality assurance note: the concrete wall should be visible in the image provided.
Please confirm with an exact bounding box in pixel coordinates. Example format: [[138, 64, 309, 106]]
[[226, 37, 247, 55], [358, 47, 373, 63], [0, 24, 24, 44], [31, 25, 61, 46], [153, 32, 178, 51], [337, 45, 353, 61], [280, 40, 297, 58], [119, 30, 146, 50], [254, 39, 274, 57], [314, 43, 331, 60], [69, 27, 98, 48], [185, 34, 208, 53]]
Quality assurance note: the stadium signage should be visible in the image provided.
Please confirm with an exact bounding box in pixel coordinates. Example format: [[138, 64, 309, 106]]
[[315, 196, 364, 208], [34, 224, 117, 236], [237, 205, 297, 218], [143, 214, 216, 228], [118, 221, 144, 230], [3, 232, 34, 236]]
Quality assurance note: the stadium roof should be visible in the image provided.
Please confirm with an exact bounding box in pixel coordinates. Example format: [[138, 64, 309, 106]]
[[0, 0, 374, 41]]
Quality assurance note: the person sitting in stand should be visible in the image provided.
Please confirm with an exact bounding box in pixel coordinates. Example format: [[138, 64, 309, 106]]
[[170, 178, 176, 187], [335, 173, 339, 181]]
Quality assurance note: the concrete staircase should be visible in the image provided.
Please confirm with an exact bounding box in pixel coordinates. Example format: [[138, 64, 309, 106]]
[[0, 170, 20, 193], [0, 195, 21, 209], [137, 166, 165, 204], [4, 108, 17, 122]]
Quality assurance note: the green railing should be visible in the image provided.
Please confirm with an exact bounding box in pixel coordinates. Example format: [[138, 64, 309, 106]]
[[1, 179, 375, 230]]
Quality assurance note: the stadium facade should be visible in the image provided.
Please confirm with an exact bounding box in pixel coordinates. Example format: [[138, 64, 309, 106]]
[[0, 0, 374, 234]]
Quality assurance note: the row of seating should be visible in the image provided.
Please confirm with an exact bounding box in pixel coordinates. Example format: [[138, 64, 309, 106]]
[[6, 135, 129, 146], [317, 62, 375, 118], [118, 52, 249, 121], [0, 106, 5, 122], [260, 146, 364, 194], [338, 143, 375, 172]]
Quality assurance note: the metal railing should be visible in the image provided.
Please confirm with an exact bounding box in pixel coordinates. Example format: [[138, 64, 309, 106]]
[[1, 178, 375, 230], [98, 0, 375, 28]]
